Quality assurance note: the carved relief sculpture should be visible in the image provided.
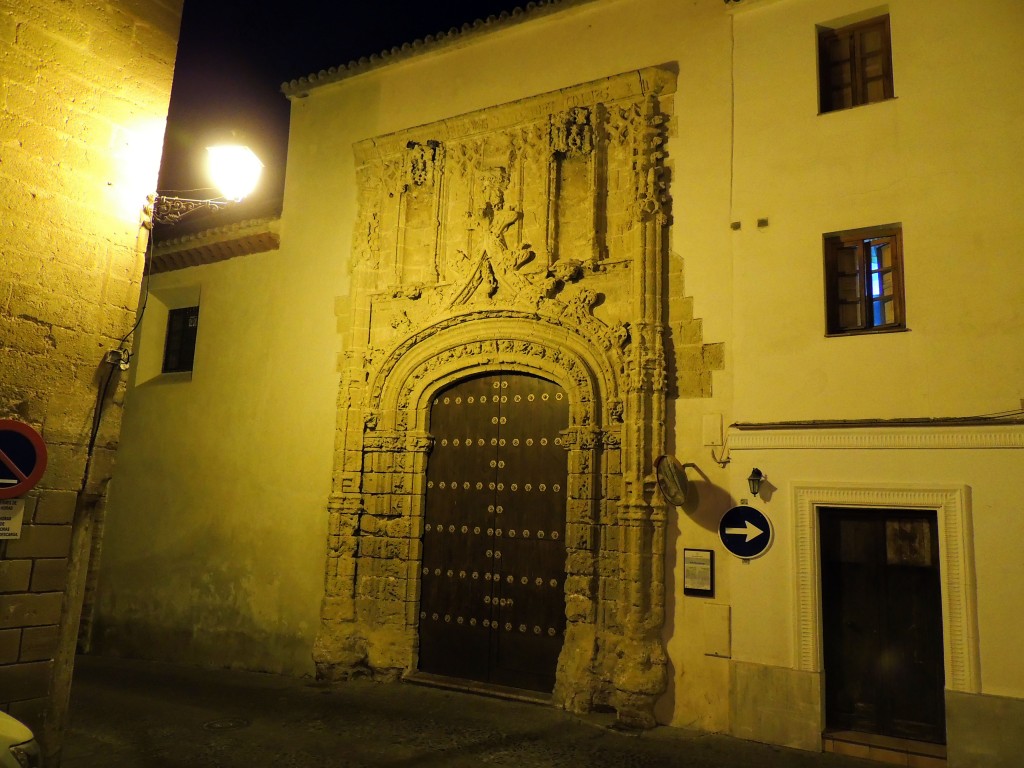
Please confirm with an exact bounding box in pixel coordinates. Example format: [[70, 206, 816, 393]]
[[315, 68, 676, 728]]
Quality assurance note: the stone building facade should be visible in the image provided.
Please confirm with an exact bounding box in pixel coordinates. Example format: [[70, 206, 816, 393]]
[[0, 0, 183, 757], [313, 69, 710, 724], [94, 1, 1024, 766]]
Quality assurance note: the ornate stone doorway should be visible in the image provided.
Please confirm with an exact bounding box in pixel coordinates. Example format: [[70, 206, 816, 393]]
[[314, 68, 677, 726], [419, 372, 569, 693]]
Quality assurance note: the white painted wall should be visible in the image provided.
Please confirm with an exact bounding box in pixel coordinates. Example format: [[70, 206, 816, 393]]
[[730, 0, 1024, 420], [99, 250, 337, 674], [720, 0, 1024, 706], [724, 442, 1022, 694]]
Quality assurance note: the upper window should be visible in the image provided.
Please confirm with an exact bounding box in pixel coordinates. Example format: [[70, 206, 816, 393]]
[[823, 225, 905, 335], [818, 15, 894, 113], [162, 305, 200, 373]]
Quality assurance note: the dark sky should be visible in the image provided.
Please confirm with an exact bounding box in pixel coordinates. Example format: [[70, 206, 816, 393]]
[[158, 1, 530, 207]]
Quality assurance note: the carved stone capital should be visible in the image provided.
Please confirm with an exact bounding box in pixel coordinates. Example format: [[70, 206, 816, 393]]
[[608, 399, 624, 423], [603, 429, 622, 448], [406, 140, 443, 188], [364, 410, 380, 431], [363, 432, 404, 452], [405, 432, 434, 453], [632, 101, 671, 222], [550, 107, 594, 157], [561, 426, 603, 451]]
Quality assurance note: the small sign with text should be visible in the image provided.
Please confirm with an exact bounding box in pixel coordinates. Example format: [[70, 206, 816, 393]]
[[0, 498, 25, 539]]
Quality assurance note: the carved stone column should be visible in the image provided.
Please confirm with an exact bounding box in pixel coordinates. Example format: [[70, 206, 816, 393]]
[[609, 93, 671, 727], [554, 425, 603, 712]]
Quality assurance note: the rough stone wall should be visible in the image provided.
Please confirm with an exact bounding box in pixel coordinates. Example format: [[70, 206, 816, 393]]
[[0, 0, 182, 754]]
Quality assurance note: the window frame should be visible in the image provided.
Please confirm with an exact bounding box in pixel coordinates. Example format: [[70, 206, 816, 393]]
[[161, 304, 200, 374], [817, 14, 895, 114], [823, 224, 906, 337]]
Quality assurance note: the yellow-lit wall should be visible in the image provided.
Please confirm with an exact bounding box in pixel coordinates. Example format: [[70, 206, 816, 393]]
[[731, 0, 1024, 419], [96, 249, 335, 674], [722, 2, 1024, 762], [97, 0, 1024, 763], [0, 0, 183, 752]]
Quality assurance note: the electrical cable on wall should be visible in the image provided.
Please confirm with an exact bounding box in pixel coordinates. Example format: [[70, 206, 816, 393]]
[[711, 429, 730, 467], [114, 228, 154, 355], [81, 225, 154, 491], [732, 409, 1024, 431]]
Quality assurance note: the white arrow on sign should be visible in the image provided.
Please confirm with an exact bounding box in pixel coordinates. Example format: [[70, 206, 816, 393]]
[[724, 520, 766, 542]]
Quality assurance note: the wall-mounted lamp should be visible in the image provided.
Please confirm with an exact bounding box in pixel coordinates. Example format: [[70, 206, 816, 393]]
[[747, 467, 766, 496], [147, 144, 263, 226], [206, 145, 263, 201]]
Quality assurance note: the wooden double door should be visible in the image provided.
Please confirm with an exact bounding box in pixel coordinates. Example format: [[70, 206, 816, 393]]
[[820, 508, 946, 744], [418, 373, 569, 693]]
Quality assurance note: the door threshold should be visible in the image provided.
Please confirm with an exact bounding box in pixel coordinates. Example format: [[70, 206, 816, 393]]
[[823, 729, 946, 766], [403, 671, 552, 706]]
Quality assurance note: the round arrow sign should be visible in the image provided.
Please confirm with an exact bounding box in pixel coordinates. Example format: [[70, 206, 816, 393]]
[[0, 420, 47, 500], [719, 505, 773, 559]]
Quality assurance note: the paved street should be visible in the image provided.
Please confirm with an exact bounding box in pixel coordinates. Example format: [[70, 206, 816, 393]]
[[62, 656, 875, 768]]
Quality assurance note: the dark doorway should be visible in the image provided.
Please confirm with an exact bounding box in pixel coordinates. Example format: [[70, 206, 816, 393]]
[[820, 507, 946, 743], [419, 372, 568, 693]]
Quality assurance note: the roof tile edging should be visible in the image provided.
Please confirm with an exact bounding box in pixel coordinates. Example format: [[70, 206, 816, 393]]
[[152, 216, 281, 273], [281, 0, 597, 97]]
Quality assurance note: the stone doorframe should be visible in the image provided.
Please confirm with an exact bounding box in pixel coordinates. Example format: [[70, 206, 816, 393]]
[[314, 68, 676, 726]]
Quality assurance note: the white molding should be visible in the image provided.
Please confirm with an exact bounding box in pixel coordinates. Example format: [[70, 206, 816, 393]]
[[730, 425, 1024, 451], [792, 482, 980, 695]]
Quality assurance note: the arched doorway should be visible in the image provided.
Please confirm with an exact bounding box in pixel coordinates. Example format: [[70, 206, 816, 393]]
[[418, 371, 569, 693]]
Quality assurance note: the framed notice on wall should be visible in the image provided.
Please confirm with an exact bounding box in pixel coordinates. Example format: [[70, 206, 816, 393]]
[[683, 548, 714, 597], [0, 499, 25, 539]]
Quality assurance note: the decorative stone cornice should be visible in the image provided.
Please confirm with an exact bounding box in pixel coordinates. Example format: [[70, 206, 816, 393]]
[[728, 424, 1024, 451], [352, 68, 674, 164], [151, 217, 281, 274], [281, 0, 599, 97]]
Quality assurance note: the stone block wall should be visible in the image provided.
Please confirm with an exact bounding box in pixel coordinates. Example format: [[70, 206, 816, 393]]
[[666, 257, 724, 400], [0, 0, 182, 754]]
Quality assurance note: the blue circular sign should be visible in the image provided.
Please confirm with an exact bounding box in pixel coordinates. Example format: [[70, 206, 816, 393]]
[[0, 420, 47, 500], [719, 505, 773, 559]]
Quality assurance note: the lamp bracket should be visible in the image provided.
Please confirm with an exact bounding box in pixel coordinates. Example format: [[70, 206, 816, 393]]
[[147, 195, 228, 226]]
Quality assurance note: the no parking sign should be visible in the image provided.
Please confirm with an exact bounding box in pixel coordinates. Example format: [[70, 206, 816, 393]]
[[0, 420, 47, 500]]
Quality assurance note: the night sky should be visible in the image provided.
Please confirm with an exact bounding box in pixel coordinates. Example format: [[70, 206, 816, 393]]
[[158, 1, 532, 208]]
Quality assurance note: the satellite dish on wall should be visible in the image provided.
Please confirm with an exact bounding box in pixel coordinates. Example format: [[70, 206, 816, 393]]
[[654, 454, 688, 506]]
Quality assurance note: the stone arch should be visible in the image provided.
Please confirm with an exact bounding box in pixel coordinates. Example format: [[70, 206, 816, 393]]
[[339, 311, 624, 709], [368, 311, 622, 434]]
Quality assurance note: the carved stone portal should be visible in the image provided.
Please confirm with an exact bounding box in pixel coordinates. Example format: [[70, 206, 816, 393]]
[[315, 68, 675, 726]]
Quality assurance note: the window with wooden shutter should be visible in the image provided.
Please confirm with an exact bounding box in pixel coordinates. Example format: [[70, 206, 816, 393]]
[[818, 15, 894, 113], [824, 225, 905, 335]]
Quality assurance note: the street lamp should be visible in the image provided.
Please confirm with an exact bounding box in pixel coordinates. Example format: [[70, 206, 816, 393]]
[[147, 144, 263, 226], [747, 468, 767, 497], [206, 145, 263, 201]]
